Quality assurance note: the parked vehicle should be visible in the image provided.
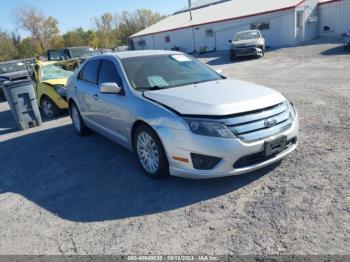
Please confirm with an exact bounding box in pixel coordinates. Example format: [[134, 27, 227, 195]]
[[34, 59, 79, 118], [67, 51, 299, 179], [47, 46, 98, 61], [0, 59, 34, 98], [99, 48, 114, 54], [229, 30, 265, 60], [114, 46, 129, 52]]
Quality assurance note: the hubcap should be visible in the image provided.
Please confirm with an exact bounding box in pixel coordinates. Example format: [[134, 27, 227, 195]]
[[71, 106, 81, 132], [136, 131, 159, 174], [42, 100, 54, 117]]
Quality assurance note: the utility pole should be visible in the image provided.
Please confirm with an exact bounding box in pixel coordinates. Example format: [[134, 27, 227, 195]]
[[188, 0, 193, 20]]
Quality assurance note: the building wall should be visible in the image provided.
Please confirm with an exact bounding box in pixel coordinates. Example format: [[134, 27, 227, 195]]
[[319, 0, 350, 37], [131, 0, 350, 52], [195, 10, 296, 50], [132, 9, 297, 52], [295, 0, 320, 43]]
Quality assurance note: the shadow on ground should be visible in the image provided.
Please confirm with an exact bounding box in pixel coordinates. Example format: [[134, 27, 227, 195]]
[[0, 123, 279, 222], [320, 45, 350, 56], [0, 107, 17, 135], [206, 55, 261, 66], [0, 101, 69, 135]]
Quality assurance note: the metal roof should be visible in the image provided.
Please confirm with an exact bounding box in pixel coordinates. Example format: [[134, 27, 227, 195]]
[[174, 0, 231, 14], [131, 0, 304, 38]]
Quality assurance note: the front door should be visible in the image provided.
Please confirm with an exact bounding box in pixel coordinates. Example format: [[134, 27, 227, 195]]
[[296, 10, 305, 44], [94, 58, 129, 144]]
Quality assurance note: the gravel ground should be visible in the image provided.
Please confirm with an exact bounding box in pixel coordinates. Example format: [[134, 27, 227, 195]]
[[0, 38, 349, 255]]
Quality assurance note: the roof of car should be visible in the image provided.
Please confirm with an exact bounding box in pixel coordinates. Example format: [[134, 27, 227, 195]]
[[86, 50, 183, 59], [112, 50, 183, 59]]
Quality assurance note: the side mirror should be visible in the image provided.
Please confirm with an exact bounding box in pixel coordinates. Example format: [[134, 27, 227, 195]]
[[100, 82, 122, 94]]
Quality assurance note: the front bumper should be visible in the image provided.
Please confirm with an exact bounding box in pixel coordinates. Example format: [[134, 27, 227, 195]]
[[156, 114, 299, 179], [231, 46, 263, 57]]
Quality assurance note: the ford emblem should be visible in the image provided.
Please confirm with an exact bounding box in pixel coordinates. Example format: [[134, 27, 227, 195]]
[[264, 118, 277, 127]]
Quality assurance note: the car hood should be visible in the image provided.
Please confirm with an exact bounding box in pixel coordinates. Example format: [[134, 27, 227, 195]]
[[143, 79, 286, 116], [233, 39, 259, 46], [41, 78, 67, 87]]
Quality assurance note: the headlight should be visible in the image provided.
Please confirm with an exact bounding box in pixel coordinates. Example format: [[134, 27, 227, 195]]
[[285, 100, 296, 120], [184, 118, 236, 139], [54, 85, 67, 96]]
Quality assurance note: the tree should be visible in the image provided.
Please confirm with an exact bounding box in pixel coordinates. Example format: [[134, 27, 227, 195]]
[[17, 37, 41, 58], [0, 30, 19, 62], [14, 5, 60, 53], [1, 5, 167, 61], [63, 28, 99, 48], [115, 9, 166, 45], [93, 12, 116, 48]]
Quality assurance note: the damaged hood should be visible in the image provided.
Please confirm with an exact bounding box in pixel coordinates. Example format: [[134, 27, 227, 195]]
[[143, 79, 286, 116], [41, 78, 68, 87]]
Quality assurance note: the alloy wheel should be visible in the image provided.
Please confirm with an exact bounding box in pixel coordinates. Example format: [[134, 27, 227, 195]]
[[136, 131, 160, 174], [42, 99, 54, 118], [71, 105, 81, 133]]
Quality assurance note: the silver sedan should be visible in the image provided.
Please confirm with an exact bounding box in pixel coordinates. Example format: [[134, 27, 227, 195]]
[[67, 50, 298, 179]]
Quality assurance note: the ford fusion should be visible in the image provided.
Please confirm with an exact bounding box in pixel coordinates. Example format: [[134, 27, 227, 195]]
[[67, 51, 298, 179]]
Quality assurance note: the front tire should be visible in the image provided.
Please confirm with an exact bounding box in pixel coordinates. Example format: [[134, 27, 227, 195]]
[[229, 49, 237, 61], [134, 125, 169, 178], [70, 102, 89, 136], [41, 96, 60, 118]]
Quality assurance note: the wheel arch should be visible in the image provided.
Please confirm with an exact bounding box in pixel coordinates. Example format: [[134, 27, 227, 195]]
[[131, 120, 152, 150]]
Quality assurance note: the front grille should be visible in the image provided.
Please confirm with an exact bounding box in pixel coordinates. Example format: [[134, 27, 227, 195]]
[[236, 48, 256, 54], [224, 102, 293, 142], [235, 45, 256, 49], [234, 137, 297, 168]]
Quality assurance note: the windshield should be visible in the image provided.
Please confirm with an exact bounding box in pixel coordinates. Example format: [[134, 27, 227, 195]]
[[121, 54, 223, 90], [0, 62, 26, 75], [40, 64, 74, 81], [234, 31, 260, 41], [70, 47, 97, 58]]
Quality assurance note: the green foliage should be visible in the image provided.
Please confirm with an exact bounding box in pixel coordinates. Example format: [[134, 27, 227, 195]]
[[63, 28, 100, 48], [0, 7, 166, 62], [0, 31, 19, 61]]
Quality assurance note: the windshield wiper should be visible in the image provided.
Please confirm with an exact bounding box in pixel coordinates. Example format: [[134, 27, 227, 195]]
[[137, 86, 163, 91]]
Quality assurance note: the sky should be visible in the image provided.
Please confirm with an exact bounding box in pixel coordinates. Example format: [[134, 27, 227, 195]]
[[0, 0, 189, 37]]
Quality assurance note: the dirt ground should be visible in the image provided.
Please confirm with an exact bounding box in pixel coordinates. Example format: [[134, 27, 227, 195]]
[[0, 38, 349, 255]]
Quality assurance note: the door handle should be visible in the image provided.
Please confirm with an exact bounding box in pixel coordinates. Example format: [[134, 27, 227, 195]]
[[93, 94, 99, 100]]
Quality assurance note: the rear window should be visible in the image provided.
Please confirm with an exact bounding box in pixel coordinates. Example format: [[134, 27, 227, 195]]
[[78, 60, 101, 85]]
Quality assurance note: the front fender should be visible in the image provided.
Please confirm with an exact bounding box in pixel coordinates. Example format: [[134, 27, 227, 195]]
[[37, 82, 68, 109]]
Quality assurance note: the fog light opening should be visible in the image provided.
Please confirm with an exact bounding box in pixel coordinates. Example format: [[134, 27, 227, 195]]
[[190, 153, 222, 170]]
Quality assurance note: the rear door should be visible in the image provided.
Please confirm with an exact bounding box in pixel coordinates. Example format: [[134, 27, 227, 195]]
[[75, 59, 101, 125]]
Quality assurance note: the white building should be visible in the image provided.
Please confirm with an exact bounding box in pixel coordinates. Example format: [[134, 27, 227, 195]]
[[130, 0, 350, 52]]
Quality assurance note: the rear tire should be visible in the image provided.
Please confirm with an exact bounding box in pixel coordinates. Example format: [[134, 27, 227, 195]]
[[41, 96, 60, 118], [70, 102, 89, 136], [134, 125, 169, 178]]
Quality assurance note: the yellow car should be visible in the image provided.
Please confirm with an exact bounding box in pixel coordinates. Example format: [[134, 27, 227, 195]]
[[34, 60, 78, 118]]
